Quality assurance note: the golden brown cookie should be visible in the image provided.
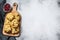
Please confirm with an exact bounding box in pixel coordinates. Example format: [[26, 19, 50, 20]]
[[4, 25, 11, 33]]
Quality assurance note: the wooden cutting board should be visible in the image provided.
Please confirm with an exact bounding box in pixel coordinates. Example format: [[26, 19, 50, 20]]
[[2, 3, 21, 37]]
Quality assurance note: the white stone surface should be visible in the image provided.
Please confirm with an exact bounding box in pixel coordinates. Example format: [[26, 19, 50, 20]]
[[7, 0, 60, 40]]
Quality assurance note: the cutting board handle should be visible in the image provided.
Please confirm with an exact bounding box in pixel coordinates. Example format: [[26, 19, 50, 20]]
[[12, 3, 18, 12]]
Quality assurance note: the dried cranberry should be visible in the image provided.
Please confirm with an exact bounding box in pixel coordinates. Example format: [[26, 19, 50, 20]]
[[3, 3, 11, 12]]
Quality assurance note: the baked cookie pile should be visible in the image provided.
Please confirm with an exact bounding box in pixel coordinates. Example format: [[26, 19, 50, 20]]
[[3, 3, 21, 36], [3, 12, 21, 36]]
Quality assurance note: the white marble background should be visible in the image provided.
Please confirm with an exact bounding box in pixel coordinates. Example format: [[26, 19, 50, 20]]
[[6, 0, 60, 40]]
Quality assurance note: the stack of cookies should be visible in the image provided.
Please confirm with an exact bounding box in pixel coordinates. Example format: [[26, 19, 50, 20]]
[[3, 3, 21, 36]]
